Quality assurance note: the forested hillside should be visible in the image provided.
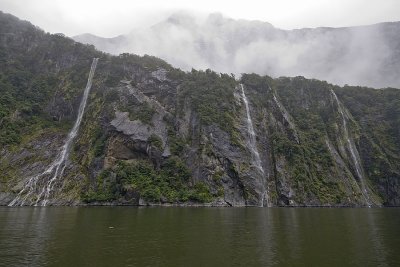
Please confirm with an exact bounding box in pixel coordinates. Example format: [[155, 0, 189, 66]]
[[1, 11, 399, 206]]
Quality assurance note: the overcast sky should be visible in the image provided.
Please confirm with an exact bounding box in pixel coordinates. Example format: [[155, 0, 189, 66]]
[[1, 0, 400, 37]]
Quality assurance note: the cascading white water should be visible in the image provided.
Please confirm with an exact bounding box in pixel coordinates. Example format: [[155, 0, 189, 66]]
[[272, 91, 300, 144], [8, 58, 99, 206], [240, 84, 267, 207], [273, 94, 288, 121], [330, 89, 372, 206]]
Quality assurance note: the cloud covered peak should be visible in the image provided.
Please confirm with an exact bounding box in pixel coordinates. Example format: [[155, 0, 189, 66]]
[[74, 12, 400, 88]]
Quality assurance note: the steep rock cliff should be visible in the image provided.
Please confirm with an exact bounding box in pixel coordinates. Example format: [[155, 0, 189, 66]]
[[1, 12, 399, 206]]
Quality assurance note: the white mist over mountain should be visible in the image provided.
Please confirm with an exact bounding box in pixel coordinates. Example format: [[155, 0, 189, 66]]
[[2, 0, 400, 36], [74, 12, 400, 88]]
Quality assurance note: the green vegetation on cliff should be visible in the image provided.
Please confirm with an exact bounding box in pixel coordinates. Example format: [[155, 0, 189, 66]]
[[82, 157, 213, 204], [178, 69, 238, 134], [1, 11, 400, 207]]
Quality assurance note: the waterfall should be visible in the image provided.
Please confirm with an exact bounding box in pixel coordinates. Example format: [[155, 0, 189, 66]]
[[8, 58, 99, 206], [330, 89, 372, 206], [272, 91, 299, 144], [240, 84, 267, 207]]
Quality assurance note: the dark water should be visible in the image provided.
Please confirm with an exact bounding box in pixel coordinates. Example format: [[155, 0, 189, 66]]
[[0, 207, 399, 267]]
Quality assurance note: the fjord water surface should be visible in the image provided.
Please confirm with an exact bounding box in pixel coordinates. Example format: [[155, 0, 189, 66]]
[[0, 207, 399, 267]]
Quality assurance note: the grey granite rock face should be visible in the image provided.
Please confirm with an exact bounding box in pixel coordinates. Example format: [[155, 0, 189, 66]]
[[110, 83, 171, 154], [0, 132, 84, 206], [1, 11, 399, 206], [0, 193, 13, 205], [204, 125, 247, 206], [111, 111, 151, 141], [151, 68, 168, 82]]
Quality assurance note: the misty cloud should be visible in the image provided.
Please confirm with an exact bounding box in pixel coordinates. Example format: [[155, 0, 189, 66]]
[[74, 12, 400, 88]]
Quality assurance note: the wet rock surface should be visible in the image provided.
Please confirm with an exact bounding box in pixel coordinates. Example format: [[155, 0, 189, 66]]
[[1, 12, 400, 207]]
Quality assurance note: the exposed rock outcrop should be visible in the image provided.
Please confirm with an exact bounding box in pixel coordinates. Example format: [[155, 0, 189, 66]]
[[1, 11, 400, 207]]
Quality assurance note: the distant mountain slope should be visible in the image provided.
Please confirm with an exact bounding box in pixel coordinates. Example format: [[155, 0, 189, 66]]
[[74, 12, 400, 89], [1, 11, 400, 207]]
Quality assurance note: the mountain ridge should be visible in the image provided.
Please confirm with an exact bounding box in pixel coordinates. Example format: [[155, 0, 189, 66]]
[[1, 11, 399, 207], [73, 12, 400, 89]]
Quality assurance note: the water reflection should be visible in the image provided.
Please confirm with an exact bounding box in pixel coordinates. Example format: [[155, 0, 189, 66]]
[[0, 207, 79, 266], [361, 209, 388, 266], [0, 207, 399, 267]]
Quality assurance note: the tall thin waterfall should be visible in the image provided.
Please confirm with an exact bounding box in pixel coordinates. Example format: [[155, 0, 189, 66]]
[[330, 89, 372, 206], [272, 90, 299, 144], [8, 58, 99, 206], [240, 84, 267, 206]]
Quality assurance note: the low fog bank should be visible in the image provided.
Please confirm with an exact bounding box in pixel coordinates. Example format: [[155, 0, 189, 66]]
[[73, 12, 400, 88]]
